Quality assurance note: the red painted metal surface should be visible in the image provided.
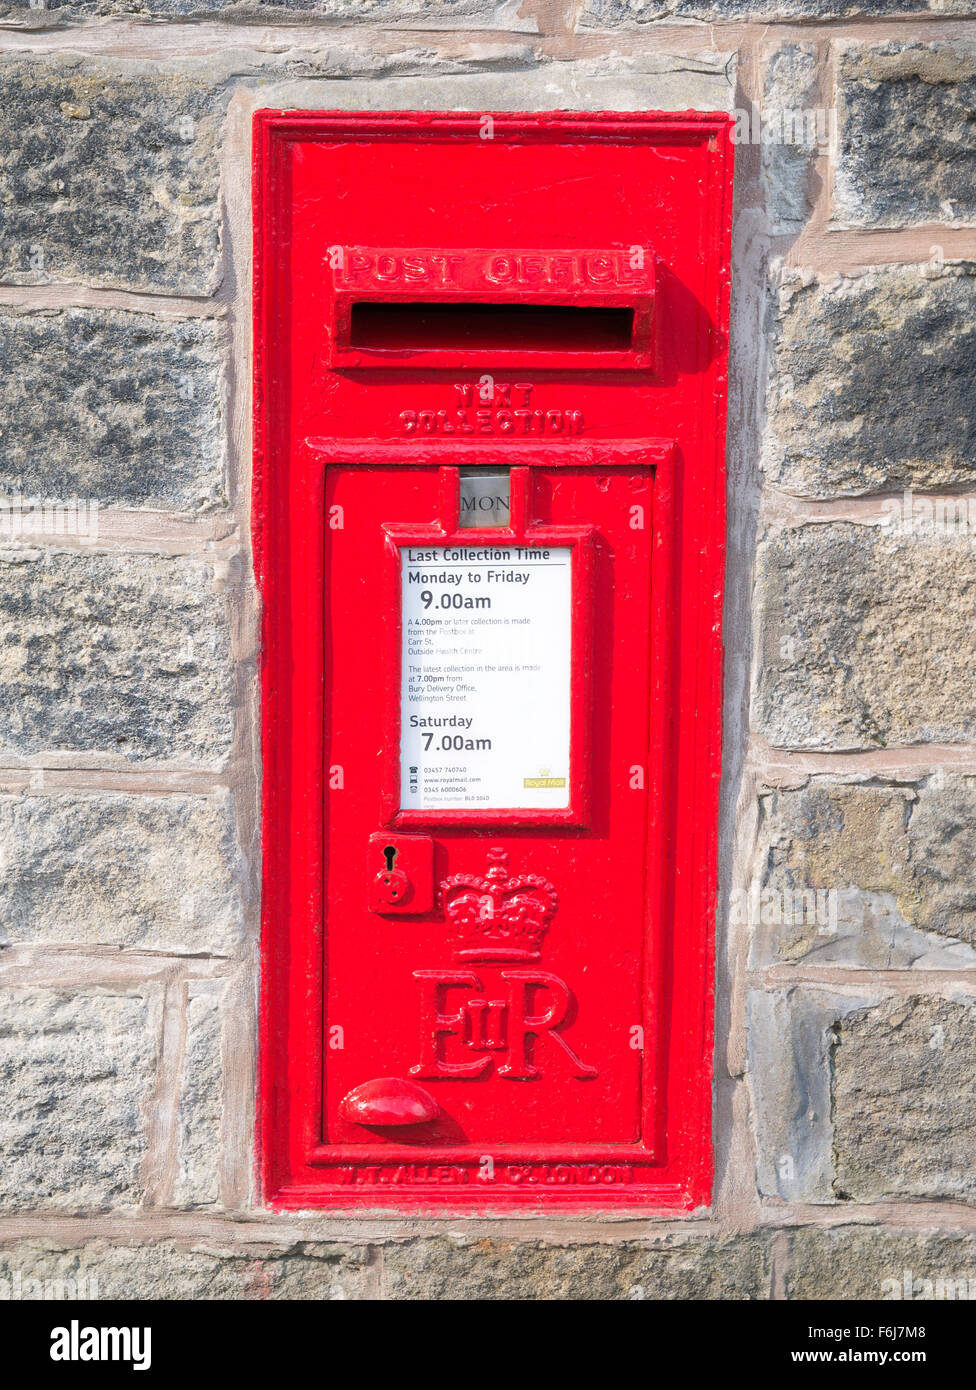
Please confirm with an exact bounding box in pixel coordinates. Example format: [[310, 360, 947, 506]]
[[254, 111, 734, 1210]]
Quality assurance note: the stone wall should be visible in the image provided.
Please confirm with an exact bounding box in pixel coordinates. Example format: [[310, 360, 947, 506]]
[[0, 0, 974, 1301]]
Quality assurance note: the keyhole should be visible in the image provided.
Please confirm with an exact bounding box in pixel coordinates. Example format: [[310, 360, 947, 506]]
[[383, 845, 398, 872]]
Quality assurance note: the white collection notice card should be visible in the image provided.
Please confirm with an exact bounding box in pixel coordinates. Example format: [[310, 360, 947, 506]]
[[399, 544, 572, 810]]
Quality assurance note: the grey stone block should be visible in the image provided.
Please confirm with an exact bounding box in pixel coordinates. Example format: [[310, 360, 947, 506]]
[[748, 777, 976, 969], [836, 42, 976, 228], [0, 308, 225, 512], [380, 1233, 770, 1299], [247, 52, 736, 122], [760, 45, 823, 235], [0, 548, 234, 767], [0, 789, 244, 954], [748, 985, 878, 1203], [0, 987, 156, 1212], [789, 1227, 976, 1300], [753, 523, 976, 750], [0, 55, 223, 295], [833, 994, 976, 1203], [764, 265, 976, 497], [581, 0, 976, 23], [0, 1239, 372, 1300], [749, 986, 976, 1203], [173, 982, 225, 1208], [0, 0, 524, 21]]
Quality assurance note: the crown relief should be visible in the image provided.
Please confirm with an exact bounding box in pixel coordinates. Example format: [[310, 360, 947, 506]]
[[439, 846, 558, 962]]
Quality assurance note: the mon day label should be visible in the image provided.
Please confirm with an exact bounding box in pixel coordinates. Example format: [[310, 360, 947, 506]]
[[399, 545, 572, 810]]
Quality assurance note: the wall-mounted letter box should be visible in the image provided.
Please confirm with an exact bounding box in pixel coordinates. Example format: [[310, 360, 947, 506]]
[[255, 111, 734, 1209]]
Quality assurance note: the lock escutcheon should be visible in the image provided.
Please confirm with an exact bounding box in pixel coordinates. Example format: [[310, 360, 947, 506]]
[[367, 832, 434, 915]]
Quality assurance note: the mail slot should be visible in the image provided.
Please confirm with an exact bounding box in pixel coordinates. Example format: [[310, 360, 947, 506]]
[[329, 246, 657, 369], [254, 111, 734, 1209]]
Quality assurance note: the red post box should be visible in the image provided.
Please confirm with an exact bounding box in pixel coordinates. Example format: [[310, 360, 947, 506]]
[[254, 112, 734, 1209]]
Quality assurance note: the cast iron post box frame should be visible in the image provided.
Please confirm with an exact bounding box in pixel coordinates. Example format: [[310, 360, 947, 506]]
[[254, 110, 734, 1211]]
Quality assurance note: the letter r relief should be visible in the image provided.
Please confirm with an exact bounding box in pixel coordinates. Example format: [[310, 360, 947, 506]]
[[497, 972, 598, 1079]]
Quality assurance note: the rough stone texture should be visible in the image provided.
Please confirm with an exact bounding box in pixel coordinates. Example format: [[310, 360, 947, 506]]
[[266, 52, 736, 118], [381, 1234, 770, 1299], [550, 53, 735, 113], [789, 1227, 976, 1300], [0, 548, 233, 766], [753, 522, 976, 751], [748, 986, 878, 1203], [0, 1240, 372, 1300], [173, 982, 225, 1208], [765, 265, 976, 498], [760, 46, 822, 237], [0, 1234, 770, 1300], [749, 777, 976, 969], [0, 789, 244, 954], [836, 42, 976, 228], [581, 0, 976, 23], [833, 994, 976, 1203], [3, 0, 973, 19], [0, 308, 225, 512], [0, 988, 156, 1212], [747, 966, 976, 1211], [0, 0, 528, 22], [0, 55, 223, 295]]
